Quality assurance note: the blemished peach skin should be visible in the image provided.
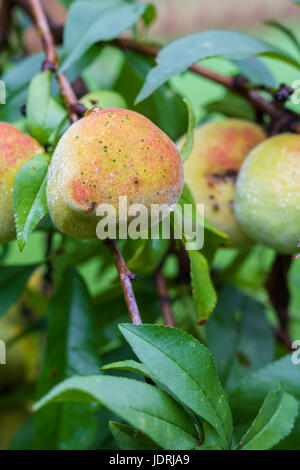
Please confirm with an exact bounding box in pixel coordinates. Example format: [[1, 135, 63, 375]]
[[47, 107, 184, 239], [0, 122, 43, 243], [181, 119, 266, 247]]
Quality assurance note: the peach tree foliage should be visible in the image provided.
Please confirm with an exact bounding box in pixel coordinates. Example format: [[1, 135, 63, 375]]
[[0, 0, 299, 451]]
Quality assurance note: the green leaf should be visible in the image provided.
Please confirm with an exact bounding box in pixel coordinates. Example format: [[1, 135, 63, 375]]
[[176, 183, 228, 263], [34, 375, 198, 450], [123, 238, 170, 276], [101, 359, 152, 378], [141, 4, 156, 27], [119, 324, 233, 449], [0, 265, 36, 317], [136, 30, 300, 103], [109, 421, 159, 450], [230, 355, 300, 425], [274, 414, 300, 450], [180, 99, 195, 163], [189, 251, 217, 323], [206, 285, 275, 390], [196, 444, 223, 450], [27, 72, 67, 145], [265, 21, 300, 57], [34, 269, 100, 450], [0, 53, 44, 122], [205, 91, 255, 120], [13, 153, 50, 251], [233, 57, 276, 87], [237, 388, 298, 450], [115, 51, 188, 141], [27, 71, 51, 144], [60, 0, 147, 73]]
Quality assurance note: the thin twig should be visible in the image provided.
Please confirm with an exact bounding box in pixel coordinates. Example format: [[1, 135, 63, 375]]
[[28, 0, 142, 324], [12, 0, 300, 133], [266, 254, 292, 350], [113, 38, 300, 134], [155, 268, 175, 327], [0, 0, 12, 50], [28, 0, 79, 122], [105, 240, 142, 325], [28, 0, 58, 70]]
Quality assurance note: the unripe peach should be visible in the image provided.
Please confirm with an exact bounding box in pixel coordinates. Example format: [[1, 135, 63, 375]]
[[47, 108, 184, 239], [235, 134, 300, 254], [80, 90, 127, 110], [182, 119, 266, 247], [0, 123, 43, 243]]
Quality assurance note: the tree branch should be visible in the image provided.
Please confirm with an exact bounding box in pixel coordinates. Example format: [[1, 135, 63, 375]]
[[28, 0, 142, 325], [28, 0, 58, 70], [155, 267, 175, 327], [0, 0, 12, 51], [266, 254, 292, 350], [113, 38, 300, 134], [105, 240, 142, 325]]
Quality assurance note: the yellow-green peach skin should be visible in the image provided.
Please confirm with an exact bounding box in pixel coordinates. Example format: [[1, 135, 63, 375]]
[[235, 134, 300, 254], [0, 122, 43, 243], [80, 90, 127, 110], [47, 107, 184, 239], [181, 119, 266, 247]]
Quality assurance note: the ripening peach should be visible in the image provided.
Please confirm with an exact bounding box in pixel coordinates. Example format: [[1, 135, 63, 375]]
[[0, 123, 43, 243], [181, 119, 266, 247], [235, 134, 300, 254], [47, 108, 184, 239]]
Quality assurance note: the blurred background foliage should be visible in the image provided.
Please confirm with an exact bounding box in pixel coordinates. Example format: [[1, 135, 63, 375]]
[[0, 0, 300, 450]]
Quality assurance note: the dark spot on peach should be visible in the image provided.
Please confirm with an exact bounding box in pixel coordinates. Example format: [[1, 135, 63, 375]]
[[212, 169, 238, 182]]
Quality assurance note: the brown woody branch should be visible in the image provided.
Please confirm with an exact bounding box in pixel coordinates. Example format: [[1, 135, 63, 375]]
[[105, 240, 142, 325], [0, 0, 13, 50], [266, 254, 292, 350], [113, 38, 300, 134], [12, 0, 300, 133], [155, 268, 175, 327], [28, 0, 142, 325]]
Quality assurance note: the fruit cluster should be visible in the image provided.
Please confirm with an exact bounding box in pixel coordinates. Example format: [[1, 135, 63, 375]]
[[0, 108, 299, 253]]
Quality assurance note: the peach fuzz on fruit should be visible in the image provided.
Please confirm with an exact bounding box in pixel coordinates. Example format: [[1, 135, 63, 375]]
[[235, 133, 300, 254], [47, 107, 184, 239]]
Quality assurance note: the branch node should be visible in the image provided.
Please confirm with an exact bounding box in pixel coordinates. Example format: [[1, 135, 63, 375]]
[[42, 59, 57, 72], [232, 74, 249, 93]]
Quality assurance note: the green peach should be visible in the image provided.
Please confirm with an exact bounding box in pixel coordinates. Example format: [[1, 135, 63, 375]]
[[0, 122, 43, 242], [80, 90, 127, 110], [47, 107, 184, 239], [182, 119, 266, 247], [235, 134, 300, 254]]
